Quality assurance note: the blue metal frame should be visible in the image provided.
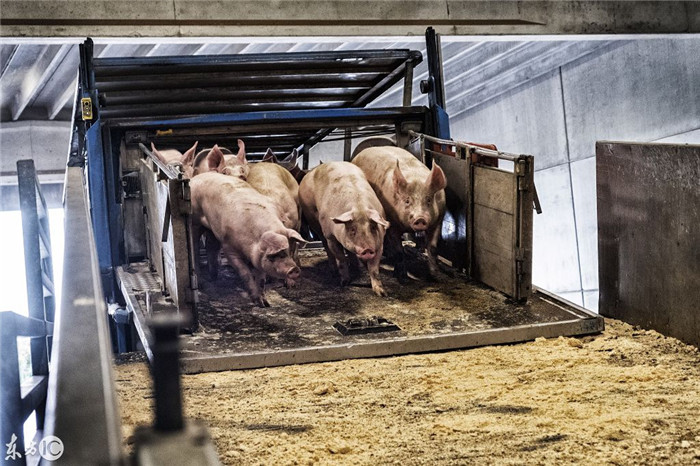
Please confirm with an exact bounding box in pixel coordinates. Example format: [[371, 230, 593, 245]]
[[75, 30, 449, 353]]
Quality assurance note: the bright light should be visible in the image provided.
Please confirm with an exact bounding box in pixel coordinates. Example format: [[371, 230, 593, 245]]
[[0, 208, 64, 317]]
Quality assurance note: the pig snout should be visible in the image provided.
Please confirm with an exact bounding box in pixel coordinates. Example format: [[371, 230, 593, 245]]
[[411, 216, 429, 231], [355, 247, 376, 261], [287, 265, 301, 281]]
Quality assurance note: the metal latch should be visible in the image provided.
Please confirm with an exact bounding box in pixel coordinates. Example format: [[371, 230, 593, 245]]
[[333, 316, 400, 336], [81, 97, 93, 121]]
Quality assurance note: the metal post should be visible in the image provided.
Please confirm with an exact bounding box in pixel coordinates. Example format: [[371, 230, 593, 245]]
[[302, 146, 310, 171], [422, 27, 450, 140], [17, 160, 50, 430], [343, 128, 352, 161], [0, 314, 26, 466], [150, 315, 184, 432], [402, 60, 414, 107]]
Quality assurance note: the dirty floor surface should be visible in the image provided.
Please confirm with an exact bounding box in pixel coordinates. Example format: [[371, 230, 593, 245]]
[[116, 319, 700, 465]]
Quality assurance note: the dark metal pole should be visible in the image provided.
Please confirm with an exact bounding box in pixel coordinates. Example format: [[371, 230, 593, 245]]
[[150, 315, 184, 432]]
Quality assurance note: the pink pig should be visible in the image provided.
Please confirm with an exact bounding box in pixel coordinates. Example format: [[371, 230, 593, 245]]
[[352, 145, 446, 280], [299, 161, 390, 296]]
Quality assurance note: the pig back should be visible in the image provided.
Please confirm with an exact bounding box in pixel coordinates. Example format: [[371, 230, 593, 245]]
[[189, 172, 287, 249], [305, 162, 384, 220], [247, 162, 300, 230]]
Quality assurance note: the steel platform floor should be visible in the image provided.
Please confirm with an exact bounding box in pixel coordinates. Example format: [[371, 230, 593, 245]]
[[119, 250, 603, 374]]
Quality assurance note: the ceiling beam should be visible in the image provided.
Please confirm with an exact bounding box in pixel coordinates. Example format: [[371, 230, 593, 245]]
[[12, 44, 70, 120], [0, 1, 695, 37]]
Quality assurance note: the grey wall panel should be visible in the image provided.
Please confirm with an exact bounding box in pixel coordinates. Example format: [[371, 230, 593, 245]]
[[583, 290, 598, 313], [557, 291, 584, 307], [597, 141, 700, 347], [309, 139, 344, 167], [449, 70, 568, 170], [562, 38, 700, 161], [570, 156, 598, 291], [654, 127, 700, 144], [0, 120, 71, 173], [531, 164, 581, 295]]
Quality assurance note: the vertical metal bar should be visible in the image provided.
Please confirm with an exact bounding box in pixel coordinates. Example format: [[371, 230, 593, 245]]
[[424, 27, 450, 140], [150, 317, 184, 432], [0, 314, 26, 466], [302, 146, 310, 171], [86, 120, 115, 296], [466, 149, 475, 278], [343, 128, 352, 161], [17, 160, 50, 430], [402, 60, 414, 107]]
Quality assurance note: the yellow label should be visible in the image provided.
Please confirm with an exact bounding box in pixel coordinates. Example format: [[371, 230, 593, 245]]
[[156, 129, 173, 136], [81, 97, 93, 121]]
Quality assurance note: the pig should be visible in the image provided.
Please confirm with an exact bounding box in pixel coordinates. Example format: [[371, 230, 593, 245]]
[[352, 145, 447, 280], [190, 162, 305, 307], [261, 148, 307, 183], [150, 142, 198, 177], [299, 161, 390, 297], [249, 150, 301, 231], [247, 151, 302, 285], [189, 139, 248, 179]]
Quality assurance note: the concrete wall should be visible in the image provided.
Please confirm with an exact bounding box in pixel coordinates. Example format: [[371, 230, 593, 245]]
[[449, 38, 700, 311], [0, 120, 71, 177]]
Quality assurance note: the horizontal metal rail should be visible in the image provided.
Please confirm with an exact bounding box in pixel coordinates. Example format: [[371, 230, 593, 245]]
[[43, 167, 124, 465], [138, 143, 184, 181], [408, 130, 527, 162], [93, 49, 423, 76]]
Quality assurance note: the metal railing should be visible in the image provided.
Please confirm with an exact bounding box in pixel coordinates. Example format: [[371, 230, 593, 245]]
[[42, 167, 124, 464], [0, 312, 53, 466], [408, 130, 524, 162]]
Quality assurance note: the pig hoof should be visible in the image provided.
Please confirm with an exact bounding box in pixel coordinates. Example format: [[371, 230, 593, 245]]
[[285, 278, 297, 288], [254, 296, 270, 307], [372, 285, 388, 297]]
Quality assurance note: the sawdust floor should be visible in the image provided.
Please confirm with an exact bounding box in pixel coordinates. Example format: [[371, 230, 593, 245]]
[[116, 319, 700, 465]]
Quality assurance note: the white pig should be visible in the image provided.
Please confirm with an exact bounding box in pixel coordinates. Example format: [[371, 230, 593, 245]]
[[189, 139, 248, 179], [151, 142, 198, 178], [299, 161, 390, 297], [190, 167, 305, 307], [352, 146, 446, 280]]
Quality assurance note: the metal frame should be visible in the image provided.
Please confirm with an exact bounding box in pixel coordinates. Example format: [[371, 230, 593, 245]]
[[0, 312, 53, 466], [408, 130, 535, 301], [170, 289, 603, 374], [42, 167, 124, 465]]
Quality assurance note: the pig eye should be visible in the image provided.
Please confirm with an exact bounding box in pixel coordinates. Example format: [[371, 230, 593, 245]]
[[404, 198, 410, 205], [425, 196, 432, 203]]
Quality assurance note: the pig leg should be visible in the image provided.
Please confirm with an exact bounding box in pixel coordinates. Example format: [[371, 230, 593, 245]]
[[366, 248, 387, 297], [225, 251, 269, 307], [326, 237, 350, 286], [385, 229, 409, 283], [425, 219, 443, 279], [205, 230, 221, 280], [346, 251, 362, 277]]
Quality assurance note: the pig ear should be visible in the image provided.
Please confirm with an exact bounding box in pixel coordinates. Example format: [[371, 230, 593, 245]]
[[286, 229, 308, 244], [280, 149, 298, 169], [236, 139, 247, 164], [262, 148, 274, 163], [368, 209, 390, 229], [426, 162, 447, 193], [181, 141, 198, 166], [151, 143, 166, 164], [393, 161, 408, 193], [207, 145, 226, 173], [331, 210, 354, 224]]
